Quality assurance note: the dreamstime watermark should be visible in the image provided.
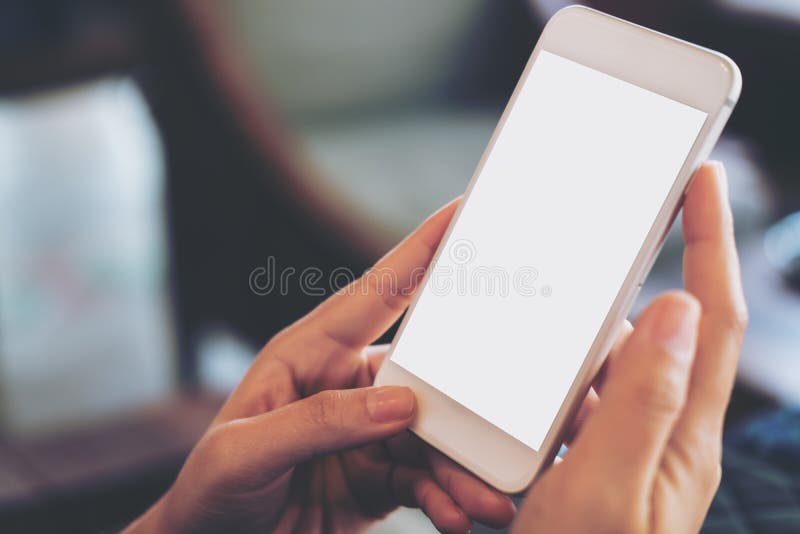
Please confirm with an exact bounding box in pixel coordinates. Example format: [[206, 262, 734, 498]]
[[249, 238, 552, 298]]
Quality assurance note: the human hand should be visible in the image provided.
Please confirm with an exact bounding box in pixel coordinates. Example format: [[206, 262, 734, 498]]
[[512, 162, 748, 533], [126, 200, 515, 534]]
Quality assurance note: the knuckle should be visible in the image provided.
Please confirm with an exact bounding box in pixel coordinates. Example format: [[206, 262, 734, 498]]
[[364, 270, 405, 312], [591, 489, 645, 533], [713, 303, 749, 339], [693, 437, 724, 494], [669, 431, 723, 494], [701, 432, 724, 465], [682, 426, 722, 463], [197, 425, 240, 484], [728, 304, 750, 336], [308, 390, 347, 429], [628, 366, 686, 420], [203, 424, 235, 458], [257, 328, 296, 369], [707, 461, 723, 495], [198, 424, 254, 491]]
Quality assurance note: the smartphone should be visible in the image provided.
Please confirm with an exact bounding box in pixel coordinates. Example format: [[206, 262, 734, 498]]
[[374, 6, 741, 493]]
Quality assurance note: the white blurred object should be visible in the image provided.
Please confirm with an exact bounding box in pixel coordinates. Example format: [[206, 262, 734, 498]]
[[715, 0, 800, 21], [764, 212, 800, 273], [197, 329, 255, 394], [368, 508, 437, 534], [527, 0, 583, 20], [222, 0, 483, 119], [0, 78, 174, 436]]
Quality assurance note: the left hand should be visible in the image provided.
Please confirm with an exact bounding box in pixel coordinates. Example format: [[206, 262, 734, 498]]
[[126, 199, 515, 534]]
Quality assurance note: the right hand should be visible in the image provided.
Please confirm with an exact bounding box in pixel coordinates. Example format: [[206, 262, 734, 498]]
[[512, 162, 748, 533]]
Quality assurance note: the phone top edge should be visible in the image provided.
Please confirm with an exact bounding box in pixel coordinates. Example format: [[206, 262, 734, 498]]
[[547, 5, 742, 106]]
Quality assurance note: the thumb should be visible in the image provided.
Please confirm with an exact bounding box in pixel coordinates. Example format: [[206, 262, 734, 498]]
[[216, 386, 416, 480]]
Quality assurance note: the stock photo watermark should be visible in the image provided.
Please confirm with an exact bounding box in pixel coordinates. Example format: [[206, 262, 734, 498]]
[[249, 238, 552, 299]]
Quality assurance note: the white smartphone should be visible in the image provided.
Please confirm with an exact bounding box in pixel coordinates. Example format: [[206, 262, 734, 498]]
[[374, 5, 740, 493]]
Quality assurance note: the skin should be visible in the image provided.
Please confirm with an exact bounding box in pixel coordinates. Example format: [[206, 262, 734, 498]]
[[127, 197, 515, 534], [513, 162, 748, 532], [127, 162, 745, 533]]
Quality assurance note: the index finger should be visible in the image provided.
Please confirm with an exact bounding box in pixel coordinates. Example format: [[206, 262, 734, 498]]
[[679, 162, 748, 435], [426, 448, 516, 528], [309, 199, 459, 349]]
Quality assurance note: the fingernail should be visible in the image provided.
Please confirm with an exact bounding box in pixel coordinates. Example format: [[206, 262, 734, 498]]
[[652, 295, 700, 354], [367, 387, 415, 422]]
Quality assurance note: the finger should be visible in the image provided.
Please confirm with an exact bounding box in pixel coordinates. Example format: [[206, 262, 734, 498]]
[[564, 388, 599, 445], [385, 431, 428, 467], [309, 199, 459, 349], [365, 344, 391, 381], [390, 466, 472, 534], [567, 321, 633, 441], [681, 161, 748, 435], [427, 449, 516, 528], [593, 320, 634, 393], [217, 386, 416, 482], [336, 443, 397, 517], [336, 437, 469, 532], [567, 292, 701, 487], [352, 344, 392, 389]]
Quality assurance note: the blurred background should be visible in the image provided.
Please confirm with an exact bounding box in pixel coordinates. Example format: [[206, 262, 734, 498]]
[[0, 0, 798, 532]]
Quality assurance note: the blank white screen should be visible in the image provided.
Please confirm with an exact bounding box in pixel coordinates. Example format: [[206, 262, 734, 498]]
[[390, 51, 707, 450]]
